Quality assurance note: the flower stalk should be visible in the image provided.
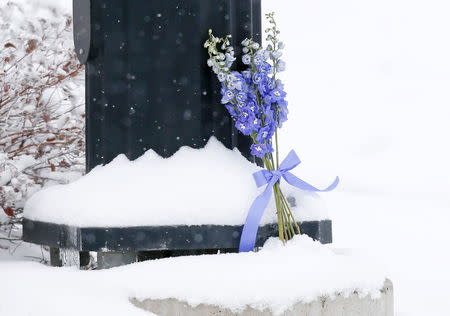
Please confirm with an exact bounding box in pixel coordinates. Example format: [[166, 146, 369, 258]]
[[204, 13, 300, 244]]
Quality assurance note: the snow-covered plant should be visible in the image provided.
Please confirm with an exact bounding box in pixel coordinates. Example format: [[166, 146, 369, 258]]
[[0, 1, 85, 223], [204, 13, 300, 246]]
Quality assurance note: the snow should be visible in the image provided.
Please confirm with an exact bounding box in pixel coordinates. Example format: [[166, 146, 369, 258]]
[[1, 0, 450, 315], [263, 0, 450, 196], [24, 137, 329, 227], [0, 235, 387, 316], [13, 0, 72, 15]]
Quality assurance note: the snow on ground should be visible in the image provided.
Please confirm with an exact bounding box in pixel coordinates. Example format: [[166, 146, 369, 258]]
[[0, 235, 387, 316], [326, 191, 450, 316], [2, 191, 449, 316]]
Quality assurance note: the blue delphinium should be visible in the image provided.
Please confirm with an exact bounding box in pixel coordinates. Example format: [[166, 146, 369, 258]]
[[204, 13, 288, 159], [205, 12, 302, 245]]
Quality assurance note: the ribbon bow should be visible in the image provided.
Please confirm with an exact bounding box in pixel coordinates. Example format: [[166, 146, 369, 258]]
[[239, 150, 339, 252]]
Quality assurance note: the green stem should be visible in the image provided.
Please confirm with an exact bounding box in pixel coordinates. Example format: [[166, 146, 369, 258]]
[[263, 157, 285, 243], [275, 128, 280, 169], [275, 184, 295, 238], [280, 191, 301, 234]]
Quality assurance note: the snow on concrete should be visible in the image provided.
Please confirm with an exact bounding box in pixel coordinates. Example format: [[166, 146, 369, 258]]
[[0, 235, 387, 316], [24, 137, 329, 227]]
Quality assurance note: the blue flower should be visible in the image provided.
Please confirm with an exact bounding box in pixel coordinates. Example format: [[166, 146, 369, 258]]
[[236, 92, 247, 103], [257, 77, 272, 97], [230, 71, 247, 91], [257, 62, 272, 74], [275, 101, 289, 126], [246, 99, 258, 113], [270, 88, 286, 101], [251, 117, 261, 129], [208, 30, 289, 159], [235, 119, 252, 135], [256, 124, 275, 143], [276, 60, 286, 72], [253, 54, 264, 65], [220, 87, 234, 104], [252, 73, 263, 84], [242, 70, 252, 81], [225, 103, 238, 117], [250, 142, 273, 158], [239, 109, 251, 120]]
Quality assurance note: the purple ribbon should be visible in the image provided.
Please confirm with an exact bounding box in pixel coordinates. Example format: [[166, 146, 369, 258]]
[[238, 150, 339, 252]]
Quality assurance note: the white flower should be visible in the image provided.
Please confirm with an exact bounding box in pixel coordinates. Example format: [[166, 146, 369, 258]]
[[241, 38, 250, 46], [217, 73, 226, 82], [242, 54, 251, 65], [272, 50, 282, 59]]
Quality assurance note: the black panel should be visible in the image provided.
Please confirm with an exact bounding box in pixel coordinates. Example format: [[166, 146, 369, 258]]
[[23, 218, 332, 252], [22, 218, 81, 249], [84, 0, 262, 171]]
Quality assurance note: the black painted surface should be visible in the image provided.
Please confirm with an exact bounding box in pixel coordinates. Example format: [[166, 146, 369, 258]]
[[78, 0, 262, 171], [23, 219, 332, 252], [73, 0, 91, 64]]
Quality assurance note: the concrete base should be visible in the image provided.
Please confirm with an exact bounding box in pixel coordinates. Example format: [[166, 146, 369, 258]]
[[131, 279, 393, 316], [97, 251, 137, 269]]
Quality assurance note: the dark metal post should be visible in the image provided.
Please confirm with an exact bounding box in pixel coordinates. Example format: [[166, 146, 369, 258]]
[[74, 0, 261, 171]]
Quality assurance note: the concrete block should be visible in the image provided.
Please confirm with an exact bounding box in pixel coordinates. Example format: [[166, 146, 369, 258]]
[[97, 251, 137, 269], [131, 279, 393, 316]]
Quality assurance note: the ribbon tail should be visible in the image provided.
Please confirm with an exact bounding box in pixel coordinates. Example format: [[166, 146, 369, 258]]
[[239, 183, 275, 252], [283, 173, 339, 192]]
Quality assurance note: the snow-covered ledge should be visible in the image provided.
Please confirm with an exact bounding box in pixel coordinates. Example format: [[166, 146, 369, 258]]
[[126, 236, 392, 316], [24, 138, 329, 227], [22, 138, 334, 267]]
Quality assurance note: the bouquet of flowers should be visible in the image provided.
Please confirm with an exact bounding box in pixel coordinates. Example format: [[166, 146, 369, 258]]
[[204, 13, 338, 252]]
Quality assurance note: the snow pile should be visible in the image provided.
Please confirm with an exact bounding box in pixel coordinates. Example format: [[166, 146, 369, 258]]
[[0, 235, 387, 316], [130, 235, 387, 314], [24, 137, 328, 226]]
